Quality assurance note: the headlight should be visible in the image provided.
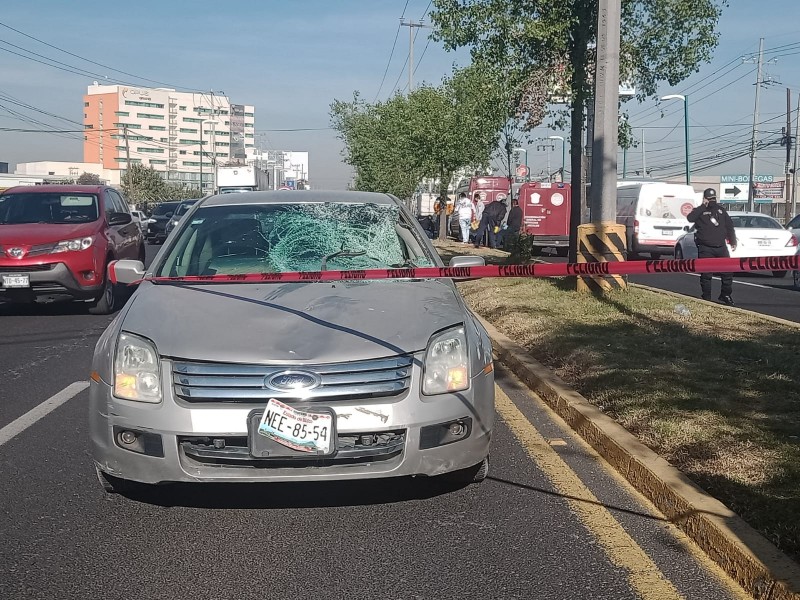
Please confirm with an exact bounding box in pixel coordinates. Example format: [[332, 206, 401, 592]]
[[51, 237, 93, 253], [114, 332, 162, 403], [422, 326, 470, 395]]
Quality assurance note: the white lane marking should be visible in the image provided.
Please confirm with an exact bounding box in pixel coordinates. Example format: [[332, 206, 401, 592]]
[[0, 381, 89, 447]]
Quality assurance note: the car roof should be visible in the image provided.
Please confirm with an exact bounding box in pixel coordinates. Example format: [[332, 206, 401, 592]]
[[201, 190, 398, 207], [2, 184, 106, 194], [727, 211, 779, 218]]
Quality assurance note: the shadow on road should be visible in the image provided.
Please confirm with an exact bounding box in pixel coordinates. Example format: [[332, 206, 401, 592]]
[[118, 476, 467, 508]]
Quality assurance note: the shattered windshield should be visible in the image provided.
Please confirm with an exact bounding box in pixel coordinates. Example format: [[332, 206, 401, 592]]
[[156, 202, 433, 277]]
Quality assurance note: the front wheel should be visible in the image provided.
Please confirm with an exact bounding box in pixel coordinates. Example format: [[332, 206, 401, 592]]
[[772, 270, 788, 278], [88, 274, 117, 315], [442, 457, 489, 484]]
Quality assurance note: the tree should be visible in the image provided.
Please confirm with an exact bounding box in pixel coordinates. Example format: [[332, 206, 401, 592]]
[[120, 164, 201, 211], [331, 68, 506, 239], [430, 0, 726, 259], [76, 172, 101, 185]]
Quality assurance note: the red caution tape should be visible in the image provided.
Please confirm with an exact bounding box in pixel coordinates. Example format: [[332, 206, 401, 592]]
[[134, 255, 800, 285]]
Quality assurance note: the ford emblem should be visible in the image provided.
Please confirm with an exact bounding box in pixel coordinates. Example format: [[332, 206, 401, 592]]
[[265, 370, 321, 392]]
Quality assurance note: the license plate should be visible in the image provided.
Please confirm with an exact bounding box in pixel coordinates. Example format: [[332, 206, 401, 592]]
[[250, 399, 335, 456], [2, 274, 30, 288], [757, 240, 771, 247]]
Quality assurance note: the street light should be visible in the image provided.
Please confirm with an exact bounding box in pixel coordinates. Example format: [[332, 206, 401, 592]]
[[660, 94, 690, 185], [547, 136, 566, 182]]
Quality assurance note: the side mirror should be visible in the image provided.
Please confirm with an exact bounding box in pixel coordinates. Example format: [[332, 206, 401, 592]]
[[108, 212, 133, 226], [108, 260, 146, 286], [448, 255, 485, 281]]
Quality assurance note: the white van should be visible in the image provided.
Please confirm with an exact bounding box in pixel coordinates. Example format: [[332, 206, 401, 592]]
[[616, 181, 699, 257]]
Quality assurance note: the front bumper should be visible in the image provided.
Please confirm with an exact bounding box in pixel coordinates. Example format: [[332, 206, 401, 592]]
[[0, 261, 103, 300], [89, 361, 495, 484]]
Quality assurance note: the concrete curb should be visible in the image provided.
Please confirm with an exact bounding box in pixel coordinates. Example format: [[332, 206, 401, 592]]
[[479, 316, 800, 600], [631, 282, 800, 330]]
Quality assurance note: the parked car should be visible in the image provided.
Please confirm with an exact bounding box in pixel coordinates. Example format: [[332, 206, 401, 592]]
[[146, 201, 181, 244], [674, 211, 798, 277], [164, 198, 201, 238], [91, 190, 494, 492], [0, 185, 145, 313], [130, 210, 148, 233]]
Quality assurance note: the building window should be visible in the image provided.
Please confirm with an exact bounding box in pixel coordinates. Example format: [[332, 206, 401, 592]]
[[149, 159, 167, 165], [84, 124, 94, 129], [160, 137, 168, 142], [245, 134, 254, 138], [244, 112, 254, 117], [178, 139, 202, 145], [215, 141, 230, 147], [148, 125, 166, 131], [115, 111, 130, 117], [84, 102, 89, 107], [179, 150, 187, 155], [245, 144, 255, 148], [216, 152, 229, 158], [179, 105, 187, 111], [113, 123, 142, 129], [116, 145, 127, 151], [179, 128, 198, 134], [114, 158, 142, 163], [244, 123, 254, 128], [183, 117, 203, 123], [125, 100, 165, 109], [136, 113, 164, 120], [137, 147, 164, 153]]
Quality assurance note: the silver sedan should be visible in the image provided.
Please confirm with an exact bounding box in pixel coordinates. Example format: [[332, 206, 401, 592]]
[[90, 191, 495, 492]]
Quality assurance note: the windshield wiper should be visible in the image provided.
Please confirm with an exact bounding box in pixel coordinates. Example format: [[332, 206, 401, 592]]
[[321, 248, 366, 271]]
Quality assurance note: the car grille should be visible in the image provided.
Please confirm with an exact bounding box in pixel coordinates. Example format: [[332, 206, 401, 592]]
[[172, 355, 414, 403], [0, 263, 56, 272]]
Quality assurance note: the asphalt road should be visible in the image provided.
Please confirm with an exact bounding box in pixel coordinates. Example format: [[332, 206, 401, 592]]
[[0, 245, 749, 599], [536, 250, 800, 323]]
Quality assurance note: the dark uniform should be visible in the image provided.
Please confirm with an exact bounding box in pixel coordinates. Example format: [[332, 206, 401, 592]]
[[686, 188, 737, 304], [503, 200, 523, 248], [474, 200, 507, 249]]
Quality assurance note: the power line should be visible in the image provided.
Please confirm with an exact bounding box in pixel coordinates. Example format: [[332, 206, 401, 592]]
[[0, 20, 198, 91], [372, 0, 410, 102]]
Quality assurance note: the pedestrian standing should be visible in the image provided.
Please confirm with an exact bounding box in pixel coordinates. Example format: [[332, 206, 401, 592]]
[[474, 197, 507, 249], [502, 198, 523, 249], [687, 188, 737, 305], [455, 192, 474, 243]]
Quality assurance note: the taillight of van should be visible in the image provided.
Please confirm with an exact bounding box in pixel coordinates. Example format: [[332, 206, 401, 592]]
[[634, 220, 639, 235]]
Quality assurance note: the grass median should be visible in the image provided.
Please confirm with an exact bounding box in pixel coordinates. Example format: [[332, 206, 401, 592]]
[[436, 239, 800, 561]]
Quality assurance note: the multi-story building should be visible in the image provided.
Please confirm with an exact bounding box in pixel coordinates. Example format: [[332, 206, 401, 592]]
[[83, 84, 256, 191]]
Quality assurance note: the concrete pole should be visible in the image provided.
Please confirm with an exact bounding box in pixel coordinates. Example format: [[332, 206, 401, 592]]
[[747, 38, 764, 212], [588, 0, 621, 223], [793, 95, 800, 217]]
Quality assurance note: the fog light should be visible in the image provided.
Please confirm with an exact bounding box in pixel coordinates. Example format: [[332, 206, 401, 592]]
[[113, 426, 164, 457], [120, 430, 138, 445], [419, 417, 473, 450], [81, 270, 95, 281], [448, 422, 466, 437]]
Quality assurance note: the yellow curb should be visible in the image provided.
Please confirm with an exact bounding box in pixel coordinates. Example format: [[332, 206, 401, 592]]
[[631, 282, 800, 331], [479, 315, 800, 600]]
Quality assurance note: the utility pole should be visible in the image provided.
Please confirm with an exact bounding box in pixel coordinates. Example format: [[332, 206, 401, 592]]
[[793, 94, 800, 217], [400, 19, 430, 93], [746, 38, 765, 212], [641, 129, 647, 177], [785, 88, 793, 222], [122, 125, 133, 199]]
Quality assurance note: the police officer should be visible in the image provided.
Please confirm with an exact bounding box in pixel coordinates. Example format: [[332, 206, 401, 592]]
[[686, 188, 737, 305]]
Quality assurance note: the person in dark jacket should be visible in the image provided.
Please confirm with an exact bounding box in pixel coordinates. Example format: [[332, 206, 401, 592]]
[[501, 198, 523, 249], [474, 198, 508, 249], [687, 188, 737, 305]]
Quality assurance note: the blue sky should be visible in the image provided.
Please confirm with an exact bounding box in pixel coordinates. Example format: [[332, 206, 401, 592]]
[[1, 1, 798, 189]]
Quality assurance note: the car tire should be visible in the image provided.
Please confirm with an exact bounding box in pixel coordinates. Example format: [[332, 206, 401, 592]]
[[794, 270, 800, 289], [88, 274, 117, 315], [95, 466, 132, 494], [772, 270, 788, 278], [443, 457, 489, 484]]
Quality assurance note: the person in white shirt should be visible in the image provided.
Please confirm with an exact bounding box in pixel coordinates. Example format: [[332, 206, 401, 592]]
[[455, 192, 475, 243]]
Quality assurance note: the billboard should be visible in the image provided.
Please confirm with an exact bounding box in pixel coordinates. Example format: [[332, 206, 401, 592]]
[[230, 104, 246, 162]]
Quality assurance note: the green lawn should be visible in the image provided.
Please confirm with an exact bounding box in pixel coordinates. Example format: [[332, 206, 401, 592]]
[[436, 239, 800, 561]]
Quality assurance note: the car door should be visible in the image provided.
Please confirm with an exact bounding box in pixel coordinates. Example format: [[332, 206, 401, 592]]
[[106, 189, 139, 259]]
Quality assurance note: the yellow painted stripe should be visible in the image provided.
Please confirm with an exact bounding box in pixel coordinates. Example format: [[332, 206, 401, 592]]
[[496, 387, 684, 600]]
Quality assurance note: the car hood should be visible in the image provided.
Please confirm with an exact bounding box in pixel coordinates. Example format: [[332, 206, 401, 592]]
[[122, 279, 466, 364], [0, 222, 99, 247]]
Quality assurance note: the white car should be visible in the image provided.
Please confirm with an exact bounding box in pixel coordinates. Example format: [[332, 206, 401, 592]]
[[130, 210, 148, 233], [674, 211, 798, 278]]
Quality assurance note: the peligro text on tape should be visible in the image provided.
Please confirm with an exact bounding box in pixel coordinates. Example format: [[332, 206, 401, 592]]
[[115, 255, 800, 286]]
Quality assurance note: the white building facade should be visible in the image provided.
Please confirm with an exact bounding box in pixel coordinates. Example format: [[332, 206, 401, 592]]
[[84, 84, 256, 191]]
